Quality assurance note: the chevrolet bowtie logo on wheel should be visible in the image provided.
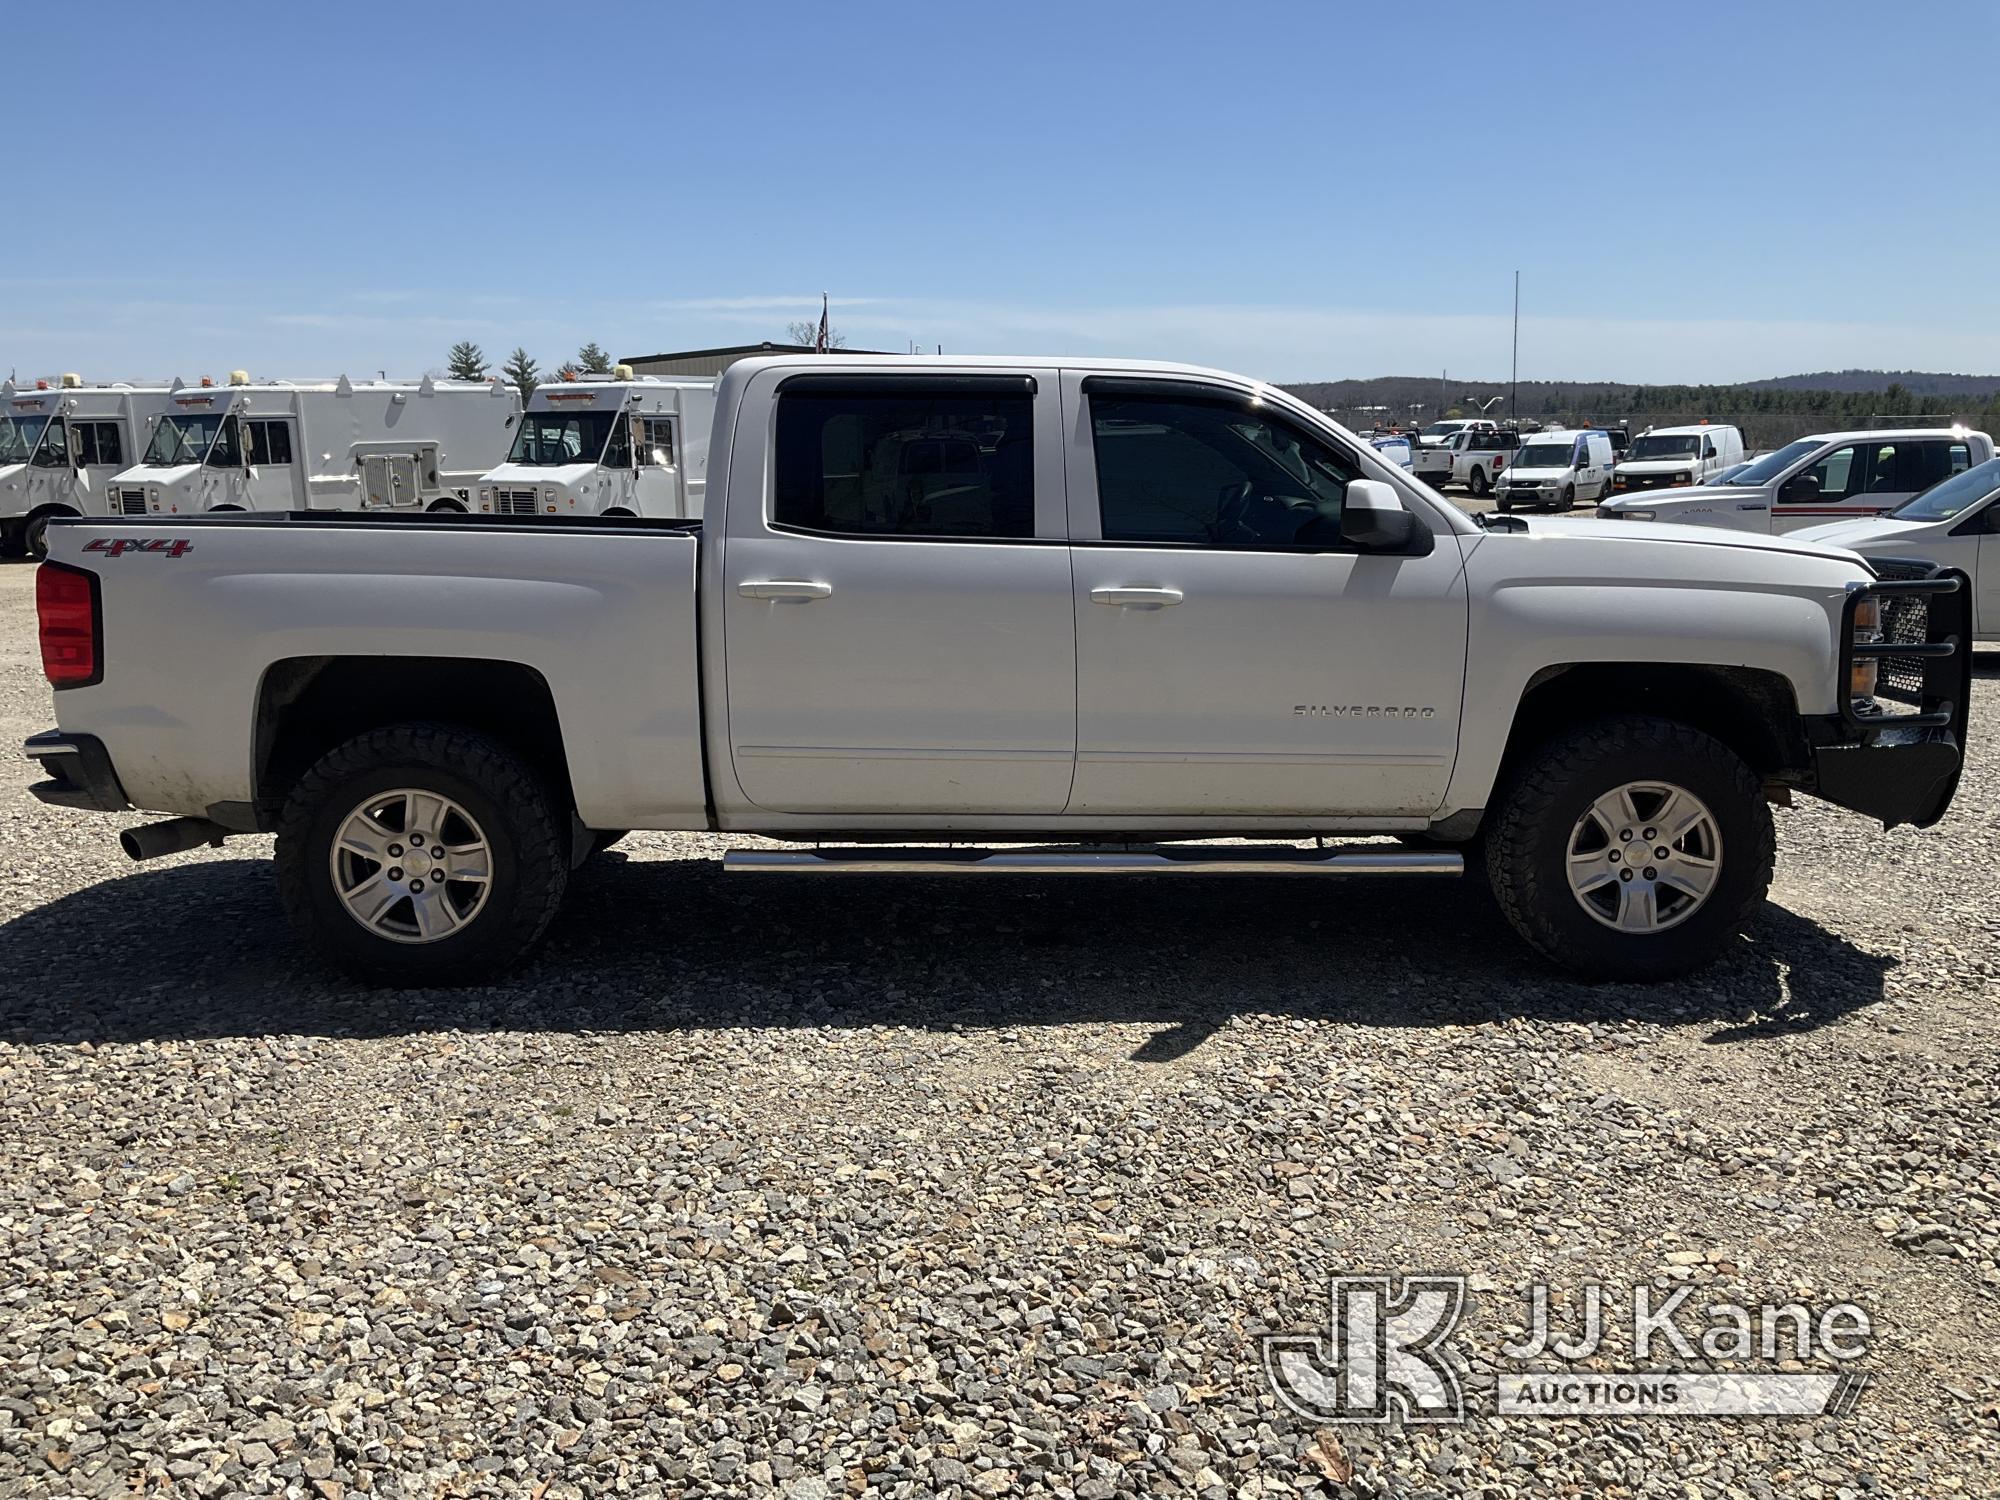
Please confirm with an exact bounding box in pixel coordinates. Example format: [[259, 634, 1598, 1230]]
[[1262, 1275, 1469, 1425]]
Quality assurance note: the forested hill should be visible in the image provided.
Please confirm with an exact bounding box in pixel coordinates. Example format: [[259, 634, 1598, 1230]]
[[1743, 370, 2000, 396]]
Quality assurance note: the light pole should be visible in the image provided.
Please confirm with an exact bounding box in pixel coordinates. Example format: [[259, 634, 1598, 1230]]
[[1510, 270, 1520, 425]]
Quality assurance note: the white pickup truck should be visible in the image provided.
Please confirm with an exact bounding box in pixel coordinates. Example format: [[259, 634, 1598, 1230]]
[[1598, 427, 1995, 532], [1412, 427, 1517, 496], [25, 355, 1973, 987]]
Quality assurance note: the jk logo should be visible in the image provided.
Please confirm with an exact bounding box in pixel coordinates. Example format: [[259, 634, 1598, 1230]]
[[1262, 1275, 1468, 1424]]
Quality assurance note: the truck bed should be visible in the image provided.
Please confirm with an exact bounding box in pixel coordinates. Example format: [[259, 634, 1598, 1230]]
[[39, 511, 710, 830]]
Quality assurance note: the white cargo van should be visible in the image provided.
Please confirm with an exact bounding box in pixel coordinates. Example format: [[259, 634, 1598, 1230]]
[[1, 377, 181, 557], [477, 370, 713, 519], [1493, 428, 1615, 512], [110, 372, 521, 518], [1611, 423, 1745, 494]]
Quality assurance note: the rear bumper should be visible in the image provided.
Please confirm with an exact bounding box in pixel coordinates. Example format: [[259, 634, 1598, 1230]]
[[23, 730, 129, 813]]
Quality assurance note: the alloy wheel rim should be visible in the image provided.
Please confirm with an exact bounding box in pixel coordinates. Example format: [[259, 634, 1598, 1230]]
[[1565, 780, 1722, 934], [329, 788, 492, 944]]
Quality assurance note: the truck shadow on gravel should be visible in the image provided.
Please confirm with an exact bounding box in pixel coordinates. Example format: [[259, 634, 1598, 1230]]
[[0, 852, 1891, 1055]]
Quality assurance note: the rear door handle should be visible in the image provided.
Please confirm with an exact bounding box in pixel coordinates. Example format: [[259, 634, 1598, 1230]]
[[738, 580, 833, 601], [1090, 586, 1184, 608]]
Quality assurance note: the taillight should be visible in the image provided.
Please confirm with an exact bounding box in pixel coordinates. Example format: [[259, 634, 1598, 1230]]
[[37, 561, 102, 688]]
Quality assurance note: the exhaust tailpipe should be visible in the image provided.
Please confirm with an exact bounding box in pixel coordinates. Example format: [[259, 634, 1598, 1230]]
[[121, 817, 231, 862]]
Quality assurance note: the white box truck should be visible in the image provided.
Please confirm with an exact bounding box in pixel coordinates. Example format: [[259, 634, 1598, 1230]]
[[477, 369, 713, 519], [1, 376, 182, 557], [108, 372, 521, 519]]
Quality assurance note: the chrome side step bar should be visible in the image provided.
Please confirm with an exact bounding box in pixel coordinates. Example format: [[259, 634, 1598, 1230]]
[[723, 846, 1463, 877]]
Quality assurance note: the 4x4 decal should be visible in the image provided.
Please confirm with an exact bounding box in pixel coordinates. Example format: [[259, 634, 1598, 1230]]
[[83, 538, 195, 558]]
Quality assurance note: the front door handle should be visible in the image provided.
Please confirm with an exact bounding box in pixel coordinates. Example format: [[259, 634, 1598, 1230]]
[[1090, 585, 1184, 608], [738, 580, 833, 601]]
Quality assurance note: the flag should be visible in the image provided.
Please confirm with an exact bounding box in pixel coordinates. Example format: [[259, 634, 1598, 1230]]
[[815, 292, 829, 354]]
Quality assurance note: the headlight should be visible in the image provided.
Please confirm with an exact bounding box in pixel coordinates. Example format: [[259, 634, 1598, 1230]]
[[1850, 596, 1881, 701], [1673, 472, 1692, 485]]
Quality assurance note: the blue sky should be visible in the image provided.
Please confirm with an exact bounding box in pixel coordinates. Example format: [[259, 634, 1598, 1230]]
[[7, 0, 1997, 387]]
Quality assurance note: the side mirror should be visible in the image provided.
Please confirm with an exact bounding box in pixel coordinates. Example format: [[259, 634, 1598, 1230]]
[[1780, 473, 1821, 505], [1342, 478, 1418, 551]]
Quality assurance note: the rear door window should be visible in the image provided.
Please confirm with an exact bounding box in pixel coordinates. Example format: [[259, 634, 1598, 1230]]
[[773, 379, 1035, 539]]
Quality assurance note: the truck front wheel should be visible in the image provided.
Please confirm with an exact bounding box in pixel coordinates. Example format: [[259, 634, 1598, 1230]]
[[275, 724, 569, 985], [1485, 716, 1773, 981]]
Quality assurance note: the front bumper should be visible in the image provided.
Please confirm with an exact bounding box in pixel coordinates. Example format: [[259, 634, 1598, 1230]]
[[23, 730, 129, 812], [1810, 727, 1963, 829], [1804, 561, 1971, 829]]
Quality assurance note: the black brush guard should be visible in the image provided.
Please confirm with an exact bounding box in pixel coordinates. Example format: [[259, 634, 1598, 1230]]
[[1813, 559, 1971, 828]]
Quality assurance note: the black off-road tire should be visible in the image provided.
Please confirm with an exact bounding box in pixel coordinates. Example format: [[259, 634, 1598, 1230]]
[[1485, 716, 1773, 981], [275, 724, 568, 985]]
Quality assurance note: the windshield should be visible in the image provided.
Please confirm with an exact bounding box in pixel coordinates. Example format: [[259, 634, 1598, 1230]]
[[0, 413, 55, 466], [1726, 437, 1823, 487], [1628, 434, 1700, 460], [1515, 443, 1574, 468], [1891, 456, 2000, 521], [507, 410, 616, 466], [1420, 421, 1465, 438], [143, 412, 240, 467]]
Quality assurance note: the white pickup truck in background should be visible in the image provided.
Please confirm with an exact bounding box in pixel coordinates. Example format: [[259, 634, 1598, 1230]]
[[1599, 427, 1995, 532], [1411, 427, 1517, 495], [1793, 455, 2000, 636], [26, 355, 1973, 987]]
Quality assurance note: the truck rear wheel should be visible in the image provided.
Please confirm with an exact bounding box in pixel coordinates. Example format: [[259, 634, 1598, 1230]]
[[275, 724, 569, 985], [1468, 467, 1491, 497], [1485, 716, 1772, 981]]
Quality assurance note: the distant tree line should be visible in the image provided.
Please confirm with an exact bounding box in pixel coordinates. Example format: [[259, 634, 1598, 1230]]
[[445, 340, 615, 400]]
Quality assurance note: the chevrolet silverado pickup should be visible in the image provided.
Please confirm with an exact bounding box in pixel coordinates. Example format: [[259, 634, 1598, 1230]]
[[25, 355, 1974, 986]]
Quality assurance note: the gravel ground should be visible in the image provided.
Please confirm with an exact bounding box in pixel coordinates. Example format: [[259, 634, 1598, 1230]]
[[2, 558, 1997, 1498]]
